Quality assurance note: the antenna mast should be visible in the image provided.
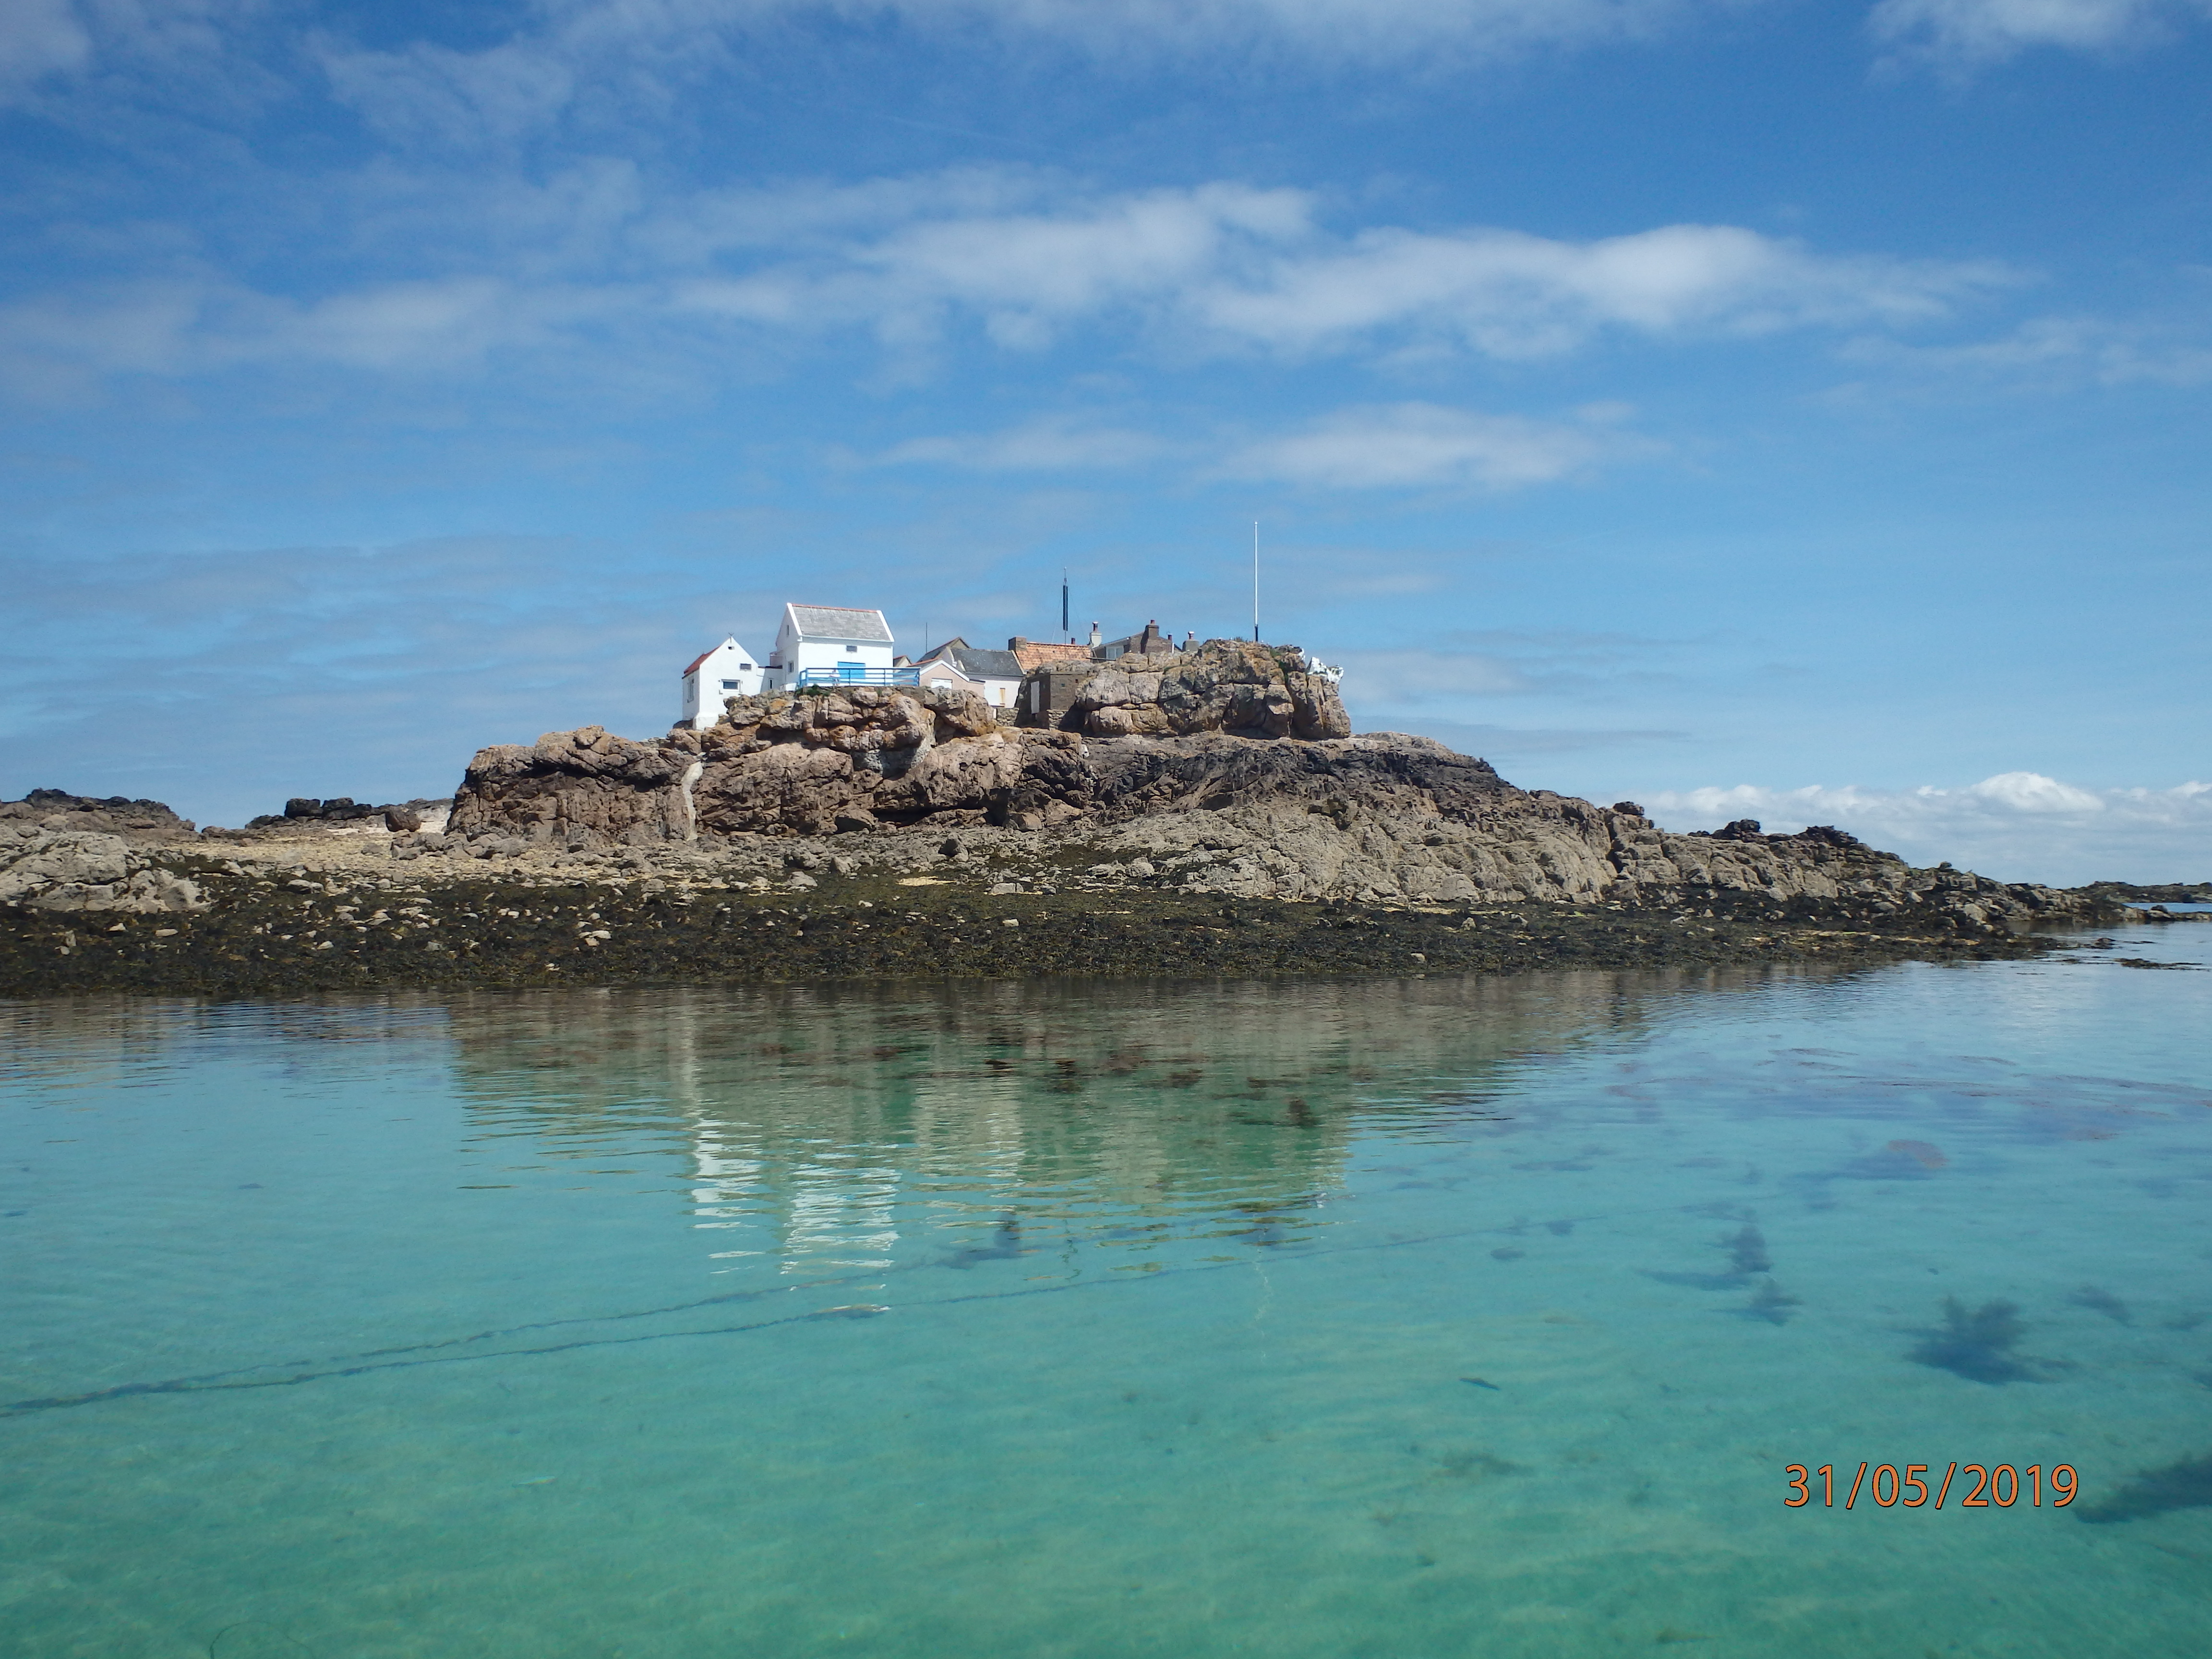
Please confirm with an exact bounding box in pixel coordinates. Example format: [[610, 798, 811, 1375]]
[[1061, 570, 1070, 642], [1252, 521, 1260, 644]]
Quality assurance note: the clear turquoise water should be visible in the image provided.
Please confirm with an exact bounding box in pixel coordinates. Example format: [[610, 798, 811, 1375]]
[[4, 926, 2210, 1658]]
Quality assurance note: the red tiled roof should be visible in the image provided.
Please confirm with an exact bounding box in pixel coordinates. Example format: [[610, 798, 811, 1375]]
[[682, 647, 717, 676], [1010, 640, 1091, 673]]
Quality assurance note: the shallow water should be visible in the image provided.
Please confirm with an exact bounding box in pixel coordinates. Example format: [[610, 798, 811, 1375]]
[[4, 925, 2210, 1658]]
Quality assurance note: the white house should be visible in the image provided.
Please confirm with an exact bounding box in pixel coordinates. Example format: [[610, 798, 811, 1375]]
[[762, 604, 909, 692], [679, 637, 765, 730], [913, 637, 1024, 709]]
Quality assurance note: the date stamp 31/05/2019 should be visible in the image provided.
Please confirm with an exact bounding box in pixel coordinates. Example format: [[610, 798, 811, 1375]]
[[1787, 1463, 2078, 1509]]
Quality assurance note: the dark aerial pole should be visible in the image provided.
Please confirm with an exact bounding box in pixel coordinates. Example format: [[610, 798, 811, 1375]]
[[1061, 571, 1070, 642]]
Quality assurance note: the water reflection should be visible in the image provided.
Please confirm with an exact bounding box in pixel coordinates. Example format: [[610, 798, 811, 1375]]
[[440, 968, 1820, 1272]]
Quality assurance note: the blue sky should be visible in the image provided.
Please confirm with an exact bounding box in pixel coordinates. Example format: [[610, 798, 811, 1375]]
[[3, 0, 2208, 881]]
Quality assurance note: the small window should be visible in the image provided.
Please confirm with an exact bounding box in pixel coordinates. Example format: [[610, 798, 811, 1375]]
[[720, 678, 744, 690]]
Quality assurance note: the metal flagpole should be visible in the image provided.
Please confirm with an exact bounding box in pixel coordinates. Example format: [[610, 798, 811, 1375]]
[[1252, 521, 1260, 643]]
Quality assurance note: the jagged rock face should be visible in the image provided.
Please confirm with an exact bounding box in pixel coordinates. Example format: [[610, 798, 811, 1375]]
[[0, 789, 195, 840], [448, 725, 697, 846], [0, 830, 205, 914], [447, 684, 1431, 848], [1070, 640, 1350, 740], [1090, 790, 2109, 931], [440, 706, 2109, 928], [447, 688, 1015, 843]]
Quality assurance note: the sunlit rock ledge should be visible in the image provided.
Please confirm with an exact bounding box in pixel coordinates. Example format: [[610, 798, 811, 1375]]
[[0, 639, 2179, 933]]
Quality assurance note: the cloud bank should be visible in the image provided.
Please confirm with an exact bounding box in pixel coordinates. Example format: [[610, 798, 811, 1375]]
[[0, 172, 2017, 407], [7, 0, 1725, 122], [1648, 772, 2212, 885], [1872, 0, 2212, 63], [1222, 402, 1655, 489]]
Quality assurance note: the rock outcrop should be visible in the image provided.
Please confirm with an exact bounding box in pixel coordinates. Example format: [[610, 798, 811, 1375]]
[[439, 655, 2116, 933], [242, 795, 450, 833], [0, 831, 205, 914], [0, 788, 195, 840], [1062, 640, 1350, 739]]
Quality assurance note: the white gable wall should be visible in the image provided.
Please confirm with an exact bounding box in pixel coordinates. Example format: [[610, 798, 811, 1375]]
[[680, 637, 765, 729], [763, 604, 897, 690]]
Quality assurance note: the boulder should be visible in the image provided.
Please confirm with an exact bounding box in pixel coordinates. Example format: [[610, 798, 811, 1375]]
[[1066, 640, 1350, 740]]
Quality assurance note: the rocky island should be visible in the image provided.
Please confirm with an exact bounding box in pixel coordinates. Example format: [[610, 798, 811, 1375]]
[[1, 639, 2189, 996]]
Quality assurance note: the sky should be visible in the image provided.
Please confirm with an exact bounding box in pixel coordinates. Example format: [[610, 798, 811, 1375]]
[[2, 0, 2208, 883]]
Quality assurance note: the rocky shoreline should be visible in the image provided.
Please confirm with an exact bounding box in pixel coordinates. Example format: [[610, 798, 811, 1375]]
[[0, 836, 2124, 998], [3, 637, 2199, 997], [1, 804, 2189, 999]]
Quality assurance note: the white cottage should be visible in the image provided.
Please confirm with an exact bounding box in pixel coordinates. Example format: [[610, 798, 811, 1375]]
[[679, 637, 765, 730], [762, 604, 910, 692]]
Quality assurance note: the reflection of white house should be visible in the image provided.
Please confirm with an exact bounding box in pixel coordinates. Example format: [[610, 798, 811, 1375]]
[[762, 604, 914, 692], [680, 637, 765, 729], [912, 638, 1024, 709]]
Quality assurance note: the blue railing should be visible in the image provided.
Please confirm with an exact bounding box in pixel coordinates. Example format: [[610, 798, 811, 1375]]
[[793, 666, 922, 688]]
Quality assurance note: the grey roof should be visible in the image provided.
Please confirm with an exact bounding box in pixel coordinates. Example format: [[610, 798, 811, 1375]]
[[939, 644, 1023, 680], [787, 604, 892, 643]]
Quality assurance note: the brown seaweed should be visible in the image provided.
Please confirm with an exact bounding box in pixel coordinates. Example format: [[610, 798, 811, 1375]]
[[2068, 1285, 2131, 1325], [2078, 1453, 2212, 1524], [1907, 1298, 2050, 1384], [1727, 1224, 1771, 1273], [1731, 1278, 1801, 1325]]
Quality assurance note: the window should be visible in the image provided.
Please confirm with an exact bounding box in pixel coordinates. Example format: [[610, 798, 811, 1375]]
[[720, 679, 744, 690]]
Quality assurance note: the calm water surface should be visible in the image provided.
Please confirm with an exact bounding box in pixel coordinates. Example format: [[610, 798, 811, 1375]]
[[4, 924, 2210, 1658]]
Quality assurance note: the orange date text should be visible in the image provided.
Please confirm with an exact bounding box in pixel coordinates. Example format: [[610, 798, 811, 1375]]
[[1784, 1463, 2076, 1509]]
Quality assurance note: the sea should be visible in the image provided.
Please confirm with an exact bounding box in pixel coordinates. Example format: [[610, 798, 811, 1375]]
[[4, 919, 2209, 1658]]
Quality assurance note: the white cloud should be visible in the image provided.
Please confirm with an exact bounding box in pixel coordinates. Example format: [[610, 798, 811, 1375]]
[[1871, 0, 2211, 63], [1193, 222, 2007, 358], [867, 0, 1706, 59], [875, 416, 1167, 469], [0, 274, 620, 392], [0, 0, 89, 96], [311, 0, 1719, 146], [1647, 772, 2212, 885], [1221, 401, 1652, 488], [0, 173, 2015, 401], [871, 398, 1659, 488], [0, 0, 266, 113], [1843, 313, 2212, 387]]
